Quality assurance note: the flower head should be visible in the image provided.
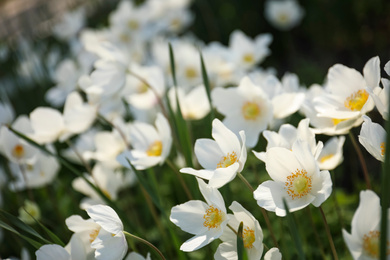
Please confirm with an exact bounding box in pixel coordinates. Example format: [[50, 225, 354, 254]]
[[359, 115, 386, 162]]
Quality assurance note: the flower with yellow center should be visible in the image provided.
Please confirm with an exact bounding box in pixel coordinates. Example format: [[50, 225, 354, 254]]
[[180, 119, 247, 189], [170, 178, 229, 252], [215, 201, 264, 260], [317, 136, 345, 170], [254, 139, 332, 217], [343, 190, 390, 260], [359, 115, 386, 162], [265, 0, 304, 31], [212, 76, 273, 148], [117, 113, 172, 170]]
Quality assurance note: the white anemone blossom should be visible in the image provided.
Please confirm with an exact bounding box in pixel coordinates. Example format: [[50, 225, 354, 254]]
[[358, 116, 386, 162], [264, 0, 305, 31], [342, 190, 390, 260], [170, 178, 229, 252], [117, 113, 172, 170], [212, 76, 273, 148], [253, 139, 332, 217], [180, 118, 247, 188]]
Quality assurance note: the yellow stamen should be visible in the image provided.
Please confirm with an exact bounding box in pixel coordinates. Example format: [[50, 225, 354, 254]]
[[242, 54, 254, 64], [128, 20, 139, 30], [217, 152, 238, 168], [242, 102, 261, 120], [278, 13, 289, 24], [362, 230, 390, 257], [344, 89, 369, 111], [146, 141, 163, 157], [320, 154, 334, 163], [285, 169, 312, 199], [381, 142, 386, 157], [171, 18, 181, 29], [12, 144, 25, 158], [185, 67, 197, 79], [243, 227, 256, 249], [332, 118, 347, 126], [203, 205, 224, 229], [89, 228, 101, 243]]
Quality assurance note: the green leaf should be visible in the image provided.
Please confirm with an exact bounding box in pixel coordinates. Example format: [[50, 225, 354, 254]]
[[283, 199, 305, 260], [237, 221, 245, 260], [34, 217, 65, 247], [0, 218, 43, 249], [199, 51, 215, 132]]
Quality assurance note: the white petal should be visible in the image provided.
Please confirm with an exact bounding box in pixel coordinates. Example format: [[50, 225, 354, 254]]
[[264, 247, 282, 260], [170, 200, 209, 235], [86, 205, 123, 234], [36, 245, 70, 260], [363, 56, 380, 89], [212, 119, 241, 155], [207, 163, 239, 188], [265, 147, 301, 182], [194, 138, 223, 169]]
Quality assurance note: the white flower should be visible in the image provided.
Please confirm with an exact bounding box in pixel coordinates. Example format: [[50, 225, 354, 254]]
[[86, 205, 128, 260], [36, 245, 70, 260], [214, 201, 264, 260], [228, 30, 272, 70], [359, 116, 386, 162], [52, 7, 85, 41], [168, 84, 211, 120], [125, 252, 151, 260], [342, 190, 390, 260], [117, 113, 172, 170], [30, 92, 96, 144], [317, 136, 345, 170], [264, 247, 282, 260], [212, 76, 273, 148], [314, 57, 380, 122], [367, 60, 390, 120], [170, 178, 229, 252], [253, 139, 332, 216], [180, 119, 247, 188], [265, 0, 304, 30], [18, 200, 41, 224], [0, 100, 14, 126]]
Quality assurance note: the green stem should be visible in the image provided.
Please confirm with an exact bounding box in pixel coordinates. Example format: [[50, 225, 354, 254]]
[[306, 207, 326, 260], [319, 206, 338, 260], [237, 172, 279, 248], [124, 231, 167, 260], [348, 131, 371, 189]]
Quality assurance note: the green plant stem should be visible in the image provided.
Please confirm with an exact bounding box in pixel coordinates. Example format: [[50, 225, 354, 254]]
[[348, 131, 371, 189], [166, 159, 193, 200], [237, 172, 279, 248], [124, 231, 167, 260], [319, 206, 338, 260], [306, 207, 326, 260]]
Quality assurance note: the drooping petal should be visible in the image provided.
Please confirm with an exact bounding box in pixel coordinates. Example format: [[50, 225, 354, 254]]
[[86, 204, 123, 235], [363, 56, 380, 89]]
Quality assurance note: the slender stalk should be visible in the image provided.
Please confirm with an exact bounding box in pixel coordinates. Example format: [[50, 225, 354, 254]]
[[124, 231, 167, 260], [65, 140, 92, 174], [237, 172, 279, 248], [227, 223, 238, 235], [319, 206, 338, 260], [166, 159, 193, 200], [306, 207, 326, 260], [348, 131, 371, 189]]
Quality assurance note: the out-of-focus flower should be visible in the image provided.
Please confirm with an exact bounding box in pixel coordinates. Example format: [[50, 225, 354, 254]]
[[214, 201, 263, 260], [117, 113, 172, 170], [168, 84, 211, 120], [0, 100, 14, 126], [30, 92, 96, 144], [264, 0, 304, 31], [314, 57, 380, 123], [36, 245, 71, 260], [317, 136, 345, 170], [86, 204, 128, 260], [228, 30, 272, 70], [264, 247, 282, 260], [170, 178, 230, 252], [254, 140, 332, 216], [359, 116, 386, 162], [125, 252, 151, 260], [180, 119, 246, 188], [18, 200, 41, 224], [212, 76, 273, 148], [342, 190, 390, 260], [52, 7, 86, 41]]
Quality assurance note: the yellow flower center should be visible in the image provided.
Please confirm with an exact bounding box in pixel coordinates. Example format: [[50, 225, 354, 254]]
[[203, 205, 224, 229], [381, 142, 386, 157], [362, 230, 390, 257], [320, 154, 334, 163], [277, 13, 289, 24], [89, 228, 101, 243], [332, 118, 347, 126], [146, 141, 163, 157], [285, 169, 312, 199], [243, 227, 256, 249], [217, 151, 238, 168], [119, 33, 131, 43], [128, 20, 139, 30], [185, 67, 197, 79], [12, 144, 25, 158], [242, 53, 254, 64], [137, 82, 149, 93], [171, 18, 181, 29], [344, 89, 369, 111], [242, 102, 261, 120]]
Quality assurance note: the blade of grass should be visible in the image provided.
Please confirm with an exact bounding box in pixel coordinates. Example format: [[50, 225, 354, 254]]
[[283, 198, 305, 260], [199, 51, 214, 133], [237, 221, 247, 260], [0, 219, 43, 249]]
